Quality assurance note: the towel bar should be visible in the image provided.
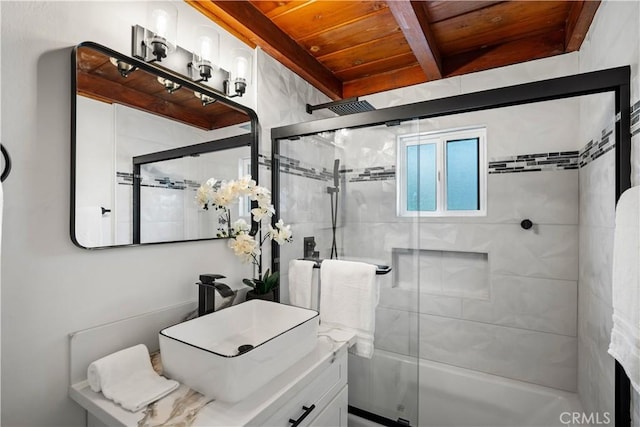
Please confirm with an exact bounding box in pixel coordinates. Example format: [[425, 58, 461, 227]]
[[299, 258, 392, 275]]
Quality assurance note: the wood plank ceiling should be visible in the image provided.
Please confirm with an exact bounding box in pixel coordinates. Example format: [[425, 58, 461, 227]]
[[188, 0, 600, 100]]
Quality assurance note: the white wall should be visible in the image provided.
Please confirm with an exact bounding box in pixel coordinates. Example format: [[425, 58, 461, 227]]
[[576, 1, 640, 423], [0, 2, 256, 425], [0, 0, 3, 418]]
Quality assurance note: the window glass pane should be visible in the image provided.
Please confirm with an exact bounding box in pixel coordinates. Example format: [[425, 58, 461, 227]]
[[407, 143, 437, 211], [446, 138, 479, 210]]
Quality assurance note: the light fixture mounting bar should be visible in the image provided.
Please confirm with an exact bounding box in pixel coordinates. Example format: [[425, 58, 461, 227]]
[[131, 25, 230, 97]]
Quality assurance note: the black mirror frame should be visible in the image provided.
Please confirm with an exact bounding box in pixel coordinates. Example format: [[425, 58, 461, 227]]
[[70, 41, 259, 250]]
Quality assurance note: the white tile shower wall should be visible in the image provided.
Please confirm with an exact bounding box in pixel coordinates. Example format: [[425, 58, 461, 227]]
[[419, 314, 577, 392], [255, 50, 336, 303], [277, 137, 336, 304], [339, 97, 580, 391], [577, 0, 640, 422]]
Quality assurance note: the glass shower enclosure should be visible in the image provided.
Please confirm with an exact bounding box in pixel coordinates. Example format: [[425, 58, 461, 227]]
[[270, 68, 630, 427]]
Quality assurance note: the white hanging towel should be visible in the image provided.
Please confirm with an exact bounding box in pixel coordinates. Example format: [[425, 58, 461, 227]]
[[320, 259, 378, 358], [87, 344, 179, 412], [288, 259, 316, 309], [609, 185, 640, 393]]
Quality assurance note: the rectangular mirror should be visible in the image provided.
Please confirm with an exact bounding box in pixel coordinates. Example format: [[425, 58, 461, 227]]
[[71, 42, 258, 248]]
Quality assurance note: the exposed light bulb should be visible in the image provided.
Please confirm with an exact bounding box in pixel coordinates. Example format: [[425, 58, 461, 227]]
[[152, 9, 169, 38], [199, 37, 213, 62], [235, 56, 249, 81]]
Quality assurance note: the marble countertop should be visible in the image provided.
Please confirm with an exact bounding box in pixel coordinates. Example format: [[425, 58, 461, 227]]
[[69, 328, 355, 427]]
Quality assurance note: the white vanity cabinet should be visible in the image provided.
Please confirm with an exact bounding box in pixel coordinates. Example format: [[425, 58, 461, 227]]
[[70, 335, 351, 427], [258, 349, 348, 427]]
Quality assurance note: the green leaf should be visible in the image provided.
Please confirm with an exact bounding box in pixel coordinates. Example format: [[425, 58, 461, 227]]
[[242, 278, 256, 289]]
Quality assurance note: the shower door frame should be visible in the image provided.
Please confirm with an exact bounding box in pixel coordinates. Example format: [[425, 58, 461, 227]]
[[271, 66, 631, 427]]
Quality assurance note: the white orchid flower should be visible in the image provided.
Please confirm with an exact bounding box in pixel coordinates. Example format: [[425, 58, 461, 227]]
[[250, 186, 272, 208], [198, 176, 293, 268], [231, 218, 250, 235], [228, 233, 260, 263], [268, 219, 293, 245], [235, 175, 256, 195], [195, 179, 217, 208], [251, 204, 275, 222]]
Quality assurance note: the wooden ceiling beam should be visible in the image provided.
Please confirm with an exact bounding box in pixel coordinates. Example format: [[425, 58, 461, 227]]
[[565, 0, 600, 52], [186, 0, 343, 100], [387, 0, 442, 81], [442, 29, 565, 77]]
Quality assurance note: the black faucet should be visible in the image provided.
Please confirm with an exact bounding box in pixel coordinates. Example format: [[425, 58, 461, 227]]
[[196, 274, 236, 316]]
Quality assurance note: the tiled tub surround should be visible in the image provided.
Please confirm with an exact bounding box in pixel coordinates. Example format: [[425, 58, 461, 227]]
[[273, 92, 636, 422], [274, 99, 588, 425]]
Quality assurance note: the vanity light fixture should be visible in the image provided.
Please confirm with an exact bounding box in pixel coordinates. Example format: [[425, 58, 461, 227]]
[[189, 26, 219, 83], [144, 2, 178, 62], [109, 57, 137, 77], [131, 5, 251, 99], [194, 91, 216, 106], [157, 77, 182, 94], [225, 48, 251, 98]]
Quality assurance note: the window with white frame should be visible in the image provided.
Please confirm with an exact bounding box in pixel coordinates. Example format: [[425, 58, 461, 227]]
[[397, 127, 487, 217]]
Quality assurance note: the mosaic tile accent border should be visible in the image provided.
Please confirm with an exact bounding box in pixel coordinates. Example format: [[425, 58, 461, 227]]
[[116, 171, 200, 190], [258, 153, 271, 170], [343, 165, 396, 182], [488, 151, 579, 174], [116, 171, 134, 185], [269, 153, 335, 182], [632, 100, 640, 137], [579, 122, 615, 168]]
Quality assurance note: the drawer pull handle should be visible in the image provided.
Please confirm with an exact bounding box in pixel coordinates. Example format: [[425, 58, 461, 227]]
[[289, 404, 316, 427]]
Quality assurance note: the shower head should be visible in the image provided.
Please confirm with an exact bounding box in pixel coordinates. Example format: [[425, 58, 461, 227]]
[[328, 100, 375, 115], [306, 97, 376, 116]]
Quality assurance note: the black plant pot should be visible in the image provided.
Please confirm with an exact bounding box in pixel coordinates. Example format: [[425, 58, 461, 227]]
[[245, 289, 276, 302]]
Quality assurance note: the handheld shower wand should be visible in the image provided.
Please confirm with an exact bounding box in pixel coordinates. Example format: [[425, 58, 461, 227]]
[[327, 159, 340, 259]]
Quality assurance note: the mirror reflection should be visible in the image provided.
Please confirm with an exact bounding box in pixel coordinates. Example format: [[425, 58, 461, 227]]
[[72, 43, 256, 248]]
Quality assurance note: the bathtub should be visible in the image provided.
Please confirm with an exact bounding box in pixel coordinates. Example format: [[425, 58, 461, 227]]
[[348, 349, 589, 427]]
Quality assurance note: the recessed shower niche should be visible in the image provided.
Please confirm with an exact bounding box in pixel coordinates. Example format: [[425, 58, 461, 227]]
[[392, 248, 489, 300]]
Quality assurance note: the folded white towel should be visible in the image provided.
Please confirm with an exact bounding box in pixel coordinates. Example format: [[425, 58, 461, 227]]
[[320, 259, 378, 358], [289, 260, 316, 309], [609, 185, 640, 393], [87, 344, 179, 412]]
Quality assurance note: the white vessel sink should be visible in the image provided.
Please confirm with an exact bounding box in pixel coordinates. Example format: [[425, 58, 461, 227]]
[[159, 300, 319, 403]]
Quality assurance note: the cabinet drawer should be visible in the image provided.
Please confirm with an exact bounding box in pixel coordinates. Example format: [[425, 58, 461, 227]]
[[309, 385, 348, 427], [260, 352, 347, 427]]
